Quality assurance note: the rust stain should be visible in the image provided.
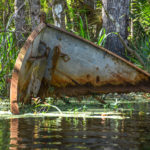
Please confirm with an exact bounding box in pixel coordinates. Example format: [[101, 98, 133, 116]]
[[51, 69, 78, 87], [52, 81, 150, 97], [51, 46, 76, 87], [10, 71, 19, 114], [45, 24, 150, 89], [28, 43, 50, 62], [50, 46, 66, 87], [10, 23, 46, 114], [10, 22, 150, 113], [47, 55, 150, 96], [39, 78, 150, 98], [60, 52, 70, 62], [96, 67, 99, 71], [38, 78, 150, 98], [96, 76, 100, 83], [86, 74, 91, 79], [47, 24, 150, 78], [51, 46, 61, 73], [49, 64, 150, 92]]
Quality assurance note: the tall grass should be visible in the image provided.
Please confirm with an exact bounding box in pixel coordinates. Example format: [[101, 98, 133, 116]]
[[0, 32, 18, 96], [97, 28, 113, 47], [129, 0, 150, 71], [131, 0, 150, 36]]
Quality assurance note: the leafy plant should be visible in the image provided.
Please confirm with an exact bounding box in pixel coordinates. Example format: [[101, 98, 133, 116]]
[[128, 36, 150, 72], [78, 16, 90, 40], [131, 0, 150, 36], [97, 28, 113, 47]]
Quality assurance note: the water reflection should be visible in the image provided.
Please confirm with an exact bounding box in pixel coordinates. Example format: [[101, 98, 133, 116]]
[[10, 119, 18, 150], [4, 114, 150, 150]]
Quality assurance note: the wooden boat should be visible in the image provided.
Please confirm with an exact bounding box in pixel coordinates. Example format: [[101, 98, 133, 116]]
[[10, 22, 150, 114]]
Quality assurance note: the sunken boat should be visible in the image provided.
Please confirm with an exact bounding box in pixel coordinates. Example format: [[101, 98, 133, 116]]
[[10, 22, 150, 114]]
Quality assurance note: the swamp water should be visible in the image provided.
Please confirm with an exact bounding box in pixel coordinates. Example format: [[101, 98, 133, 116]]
[[0, 95, 150, 150]]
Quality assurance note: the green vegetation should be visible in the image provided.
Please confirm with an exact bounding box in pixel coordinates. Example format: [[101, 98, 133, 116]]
[[19, 92, 150, 118], [0, 32, 18, 96], [0, 93, 149, 120], [128, 0, 150, 70], [0, 0, 150, 103]]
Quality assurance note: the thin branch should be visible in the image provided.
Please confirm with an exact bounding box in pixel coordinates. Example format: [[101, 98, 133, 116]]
[[41, 103, 63, 115], [6, 0, 28, 30], [0, 44, 17, 75], [0, 30, 30, 33], [0, 30, 15, 33], [118, 34, 145, 67], [0, 0, 28, 50]]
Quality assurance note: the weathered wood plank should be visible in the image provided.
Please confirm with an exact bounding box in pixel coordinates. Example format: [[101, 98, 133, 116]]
[[19, 41, 50, 104], [10, 23, 46, 114]]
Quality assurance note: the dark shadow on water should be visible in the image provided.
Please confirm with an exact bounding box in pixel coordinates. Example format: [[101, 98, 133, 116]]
[[0, 99, 150, 150], [1, 114, 149, 150]]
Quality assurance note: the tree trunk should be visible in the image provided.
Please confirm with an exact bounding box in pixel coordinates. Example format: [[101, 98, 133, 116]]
[[102, 0, 130, 58], [82, 0, 95, 9], [130, 0, 134, 38], [14, 0, 26, 46], [52, 0, 66, 28], [29, 0, 41, 30]]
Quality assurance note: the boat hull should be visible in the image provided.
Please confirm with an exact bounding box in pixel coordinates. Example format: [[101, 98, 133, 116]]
[[10, 23, 150, 114]]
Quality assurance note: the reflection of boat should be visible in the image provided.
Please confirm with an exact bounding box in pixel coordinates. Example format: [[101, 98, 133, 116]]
[[10, 119, 18, 149], [10, 22, 150, 114]]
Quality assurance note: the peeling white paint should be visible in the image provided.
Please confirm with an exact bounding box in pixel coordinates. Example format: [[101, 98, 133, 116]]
[[54, 4, 62, 27]]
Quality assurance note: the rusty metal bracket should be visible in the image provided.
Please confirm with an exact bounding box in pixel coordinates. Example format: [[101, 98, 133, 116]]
[[60, 52, 70, 62], [51, 46, 61, 72], [28, 47, 50, 61], [28, 41, 51, 61], [52, 45, 70, 71]]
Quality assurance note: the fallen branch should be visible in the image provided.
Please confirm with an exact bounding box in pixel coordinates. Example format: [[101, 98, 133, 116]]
[[6, 0, 28, 30], [0, 30, 30, 33], [44, 103, 63, 115], [118, 34, 145, 68], [38, 103, 63, 115]]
